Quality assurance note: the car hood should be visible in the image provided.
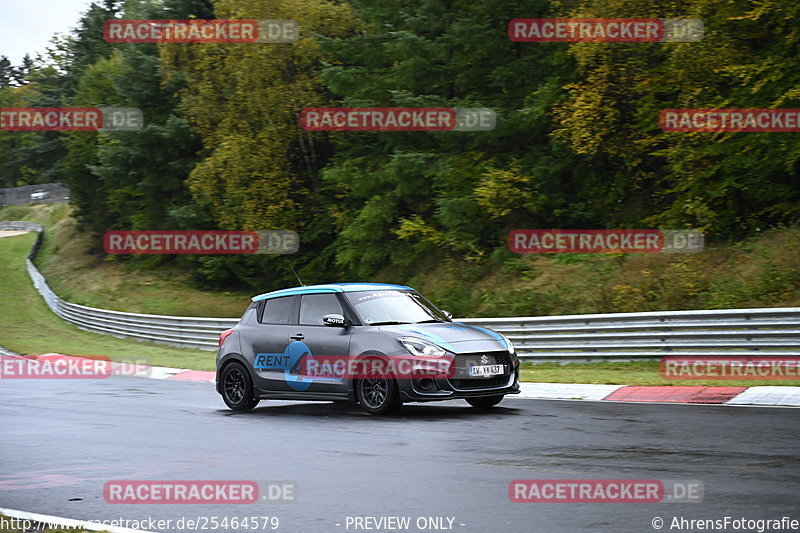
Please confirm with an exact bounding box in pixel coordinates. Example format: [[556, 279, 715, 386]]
[[377, 322, 511, 354]]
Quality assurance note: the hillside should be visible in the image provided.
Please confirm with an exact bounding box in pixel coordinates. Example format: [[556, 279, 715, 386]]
[[2, 203, 798, 318]]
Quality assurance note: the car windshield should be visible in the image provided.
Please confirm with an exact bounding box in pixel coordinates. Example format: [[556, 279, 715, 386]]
[[345, 290, 449, 326]]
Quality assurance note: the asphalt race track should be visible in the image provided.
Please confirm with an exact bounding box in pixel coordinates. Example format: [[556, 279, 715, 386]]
[[1, 376, 798, 533]]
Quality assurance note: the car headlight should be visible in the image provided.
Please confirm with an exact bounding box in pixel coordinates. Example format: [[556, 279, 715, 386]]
[[500, 333, 515, 355], [396, 336, 446, 357]]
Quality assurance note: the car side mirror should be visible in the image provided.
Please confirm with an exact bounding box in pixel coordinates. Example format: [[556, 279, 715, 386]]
[[441, 310, 453, 320], [323, 314, 350, 327]]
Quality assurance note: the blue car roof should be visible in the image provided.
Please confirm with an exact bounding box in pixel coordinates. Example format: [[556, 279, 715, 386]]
[[251, 283, 414, 302]]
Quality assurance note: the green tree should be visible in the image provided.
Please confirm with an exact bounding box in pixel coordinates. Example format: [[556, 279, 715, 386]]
[[552, 0, 800, 236], [316, 0, 579, 277], [62, 0, 213, 238], [161, 0, 360, 286]]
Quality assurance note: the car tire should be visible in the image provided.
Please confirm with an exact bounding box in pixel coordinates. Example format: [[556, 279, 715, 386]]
[[466, 395, 504, 409], [221, 362, 259, 411], [355, 368, 402, 415]]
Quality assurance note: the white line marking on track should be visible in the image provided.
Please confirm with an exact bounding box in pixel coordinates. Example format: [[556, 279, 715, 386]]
[[725, 386, 800, 407], [0, 507, 154, 533], [518, 382, 625, 400]]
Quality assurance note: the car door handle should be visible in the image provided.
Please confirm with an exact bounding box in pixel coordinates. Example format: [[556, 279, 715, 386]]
[[290, 333, 305, 340]]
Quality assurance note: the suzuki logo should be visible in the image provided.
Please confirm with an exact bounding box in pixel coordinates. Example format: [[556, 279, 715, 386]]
[[480, 354, 490, 364]]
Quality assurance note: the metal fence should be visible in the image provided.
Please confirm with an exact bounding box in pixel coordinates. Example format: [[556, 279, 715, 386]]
[[4, 221, 800, 360], [0, 183, 70, 207], [460, 309, 800, 361]]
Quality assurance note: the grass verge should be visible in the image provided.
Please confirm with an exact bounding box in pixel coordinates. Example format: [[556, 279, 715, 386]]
[[0, 232, 216, 370], [519, 360, 800, 386], [0, 203, 250, 317]]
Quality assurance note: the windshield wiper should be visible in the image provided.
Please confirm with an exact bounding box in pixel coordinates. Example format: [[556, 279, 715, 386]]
[[368, 321, 412, 326], [414, 319, 446, 323]]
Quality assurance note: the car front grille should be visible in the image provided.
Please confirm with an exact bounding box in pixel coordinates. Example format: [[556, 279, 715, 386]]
[[448, 351, 513, 391]]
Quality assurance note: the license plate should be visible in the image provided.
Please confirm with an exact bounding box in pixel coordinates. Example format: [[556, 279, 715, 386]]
[[468, 364, 504, 377]]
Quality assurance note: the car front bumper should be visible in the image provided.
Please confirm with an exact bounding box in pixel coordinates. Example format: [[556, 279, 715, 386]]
[[395, 352, 521, 402]]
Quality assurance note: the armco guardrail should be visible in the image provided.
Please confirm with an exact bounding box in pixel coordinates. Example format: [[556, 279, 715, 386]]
[[3, 221, 800, 359], [458, 309, 800, 361]]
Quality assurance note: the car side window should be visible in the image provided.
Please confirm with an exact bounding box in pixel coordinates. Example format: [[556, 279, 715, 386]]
[[299, 294, 344, 325], [260, 296, 294, 324]]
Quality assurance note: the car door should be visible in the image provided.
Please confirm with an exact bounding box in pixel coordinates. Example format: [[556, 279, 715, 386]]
[[294, 293, 353, 394], [239, 295, 298, 392]]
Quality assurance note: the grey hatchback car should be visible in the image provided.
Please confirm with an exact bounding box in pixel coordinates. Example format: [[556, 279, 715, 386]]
[[216, 283, 520, 415]]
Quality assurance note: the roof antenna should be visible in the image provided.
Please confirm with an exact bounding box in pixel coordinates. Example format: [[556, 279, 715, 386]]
[[290, 265, 305, 286]]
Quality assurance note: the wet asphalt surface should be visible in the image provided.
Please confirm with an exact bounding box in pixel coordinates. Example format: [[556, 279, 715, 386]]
[[1, 376, 798, 533]]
